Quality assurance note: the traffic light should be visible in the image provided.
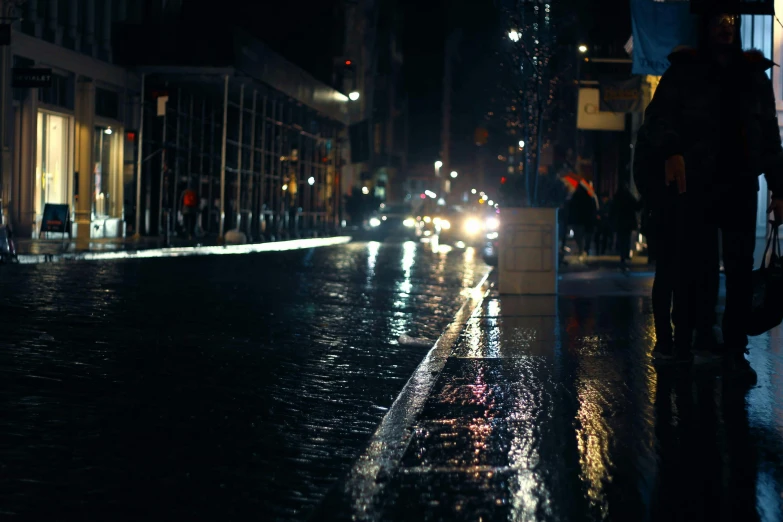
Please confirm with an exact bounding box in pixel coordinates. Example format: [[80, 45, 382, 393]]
[[501, 176, 507, 185]]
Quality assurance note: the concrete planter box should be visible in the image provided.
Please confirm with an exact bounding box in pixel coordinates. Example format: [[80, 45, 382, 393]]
[[498, 207, 559, 295]]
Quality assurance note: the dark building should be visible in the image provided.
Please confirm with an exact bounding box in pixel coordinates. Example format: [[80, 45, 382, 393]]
[[0, 0, 351, 243]]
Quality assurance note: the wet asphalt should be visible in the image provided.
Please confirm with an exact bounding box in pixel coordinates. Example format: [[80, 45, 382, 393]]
[[0, 240, 490, 521], [3, 244, 783, 522], [320, 271, 783, 522]]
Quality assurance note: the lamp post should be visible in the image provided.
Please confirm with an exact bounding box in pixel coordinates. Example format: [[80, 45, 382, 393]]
[[574, 44, 587, 169]]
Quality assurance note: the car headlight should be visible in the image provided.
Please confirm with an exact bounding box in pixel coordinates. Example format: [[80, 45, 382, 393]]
[[440, 219, 451, 230], [465, 218, 481, 235], [403, 218, 415, 228], [369, 217, 381, 227], [486, 232, 499, 240], [485, 217, 499, 231], [423, 216, 432, 223]]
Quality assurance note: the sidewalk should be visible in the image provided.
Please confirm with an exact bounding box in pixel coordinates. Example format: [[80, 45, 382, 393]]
[[11, 235, 352, 263], [315, 270, 783, 521]]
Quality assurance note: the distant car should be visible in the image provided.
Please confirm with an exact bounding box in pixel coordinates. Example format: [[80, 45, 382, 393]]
[[437, 207, 499, 248], [367, 203, 416, 240]]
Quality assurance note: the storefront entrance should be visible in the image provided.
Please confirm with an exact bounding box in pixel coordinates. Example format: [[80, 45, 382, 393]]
[[35, 111, 72, 232]]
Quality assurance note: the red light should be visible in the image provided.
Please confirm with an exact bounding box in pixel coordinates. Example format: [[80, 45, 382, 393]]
[[420, 193, 426, 199], [127, 132, 136, 141], [501, 176, 507, 184], [345, 60, 352, 66]]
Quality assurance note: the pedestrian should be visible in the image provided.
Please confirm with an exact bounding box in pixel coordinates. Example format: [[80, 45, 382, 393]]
[[595, 193, 613, 255], [568, 178, 598, 260], [181, 187, 198, 240], [611, 182, 640, 268], [640, 11, 783, 382]]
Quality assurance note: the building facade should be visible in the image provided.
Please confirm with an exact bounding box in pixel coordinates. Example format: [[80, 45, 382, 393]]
[[338, 0, 407, 205], [0, 0, 143, 240], [0, 0, 351, 243]]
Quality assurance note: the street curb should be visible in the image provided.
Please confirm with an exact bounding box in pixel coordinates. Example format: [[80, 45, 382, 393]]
[[14, 236, 352, 264], [312, 267, 494, 521]]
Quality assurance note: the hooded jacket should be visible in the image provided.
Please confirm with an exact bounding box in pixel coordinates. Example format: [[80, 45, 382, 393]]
[[639, 47, 783, 197]]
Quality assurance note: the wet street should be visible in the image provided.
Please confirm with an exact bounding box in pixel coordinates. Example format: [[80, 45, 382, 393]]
[[3, 245, 783, 521], [320, 272, 783, 522], [0, 241, 490, 521]]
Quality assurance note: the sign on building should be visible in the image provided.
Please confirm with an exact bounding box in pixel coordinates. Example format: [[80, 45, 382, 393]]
[[600, 77, 643, 113], [12, 68, 52, 88], [577, 89, 626, 131], [630, 0, 698, 76]]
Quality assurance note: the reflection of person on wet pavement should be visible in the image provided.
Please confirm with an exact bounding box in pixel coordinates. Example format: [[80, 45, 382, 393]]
[[638, 11, 783, 381], [652, 370, 758, 521]]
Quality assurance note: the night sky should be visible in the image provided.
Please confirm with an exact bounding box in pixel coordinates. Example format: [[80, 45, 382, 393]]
[[185, 0, 631, 168]]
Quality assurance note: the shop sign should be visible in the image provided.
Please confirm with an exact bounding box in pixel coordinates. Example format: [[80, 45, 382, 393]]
[[12, 68, 52, 88], [39, 204, 70, 236], [631, 0, 698, 76], [577, 89, 626, 131], [600, 77, 643, 113]]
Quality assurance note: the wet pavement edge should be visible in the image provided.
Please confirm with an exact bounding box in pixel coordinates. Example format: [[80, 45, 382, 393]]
[[311, 269, 494, 521], [13, 236, 352, 264]]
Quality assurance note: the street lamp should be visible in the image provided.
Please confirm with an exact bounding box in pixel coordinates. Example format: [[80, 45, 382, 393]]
[[450, 171, 458, 179], [518, 140, 525, 149], [578, 44, 588, 54], [471, 189, 477, 194], [435, 160, 443, 169], [509, 30, 520, 42], [349, 91, 360, 101]]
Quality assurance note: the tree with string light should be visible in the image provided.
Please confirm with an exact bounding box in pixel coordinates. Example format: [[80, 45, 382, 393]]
[[498, 0, 580, 208]]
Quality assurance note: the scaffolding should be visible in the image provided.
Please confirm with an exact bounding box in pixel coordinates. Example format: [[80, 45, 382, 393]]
[[135, 72, 345, 242]]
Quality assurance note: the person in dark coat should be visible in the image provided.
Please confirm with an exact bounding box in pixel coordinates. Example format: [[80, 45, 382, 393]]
[[642, 11, 783, 381], [594, 193, 613, 255], [568, 180, 598, 259], [611, 183, 639, 266]]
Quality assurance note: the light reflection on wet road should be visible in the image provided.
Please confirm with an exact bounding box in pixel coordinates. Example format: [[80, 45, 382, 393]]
[[320, 273, 783, 522], [0, 241, 490, 521]]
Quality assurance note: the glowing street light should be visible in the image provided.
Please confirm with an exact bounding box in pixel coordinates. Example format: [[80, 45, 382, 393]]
[[348, 91, 360, 101], [450, 171, 458, 179], [435, 160, 443, 169], [471, 189, 477, 194], [509, 30, 520, 42], [488, 200, 494, 206], [578, 44, 588, 53], [307, 176, 315, 186], [362, 186, 370, 195], [518, 140, 525, 148]]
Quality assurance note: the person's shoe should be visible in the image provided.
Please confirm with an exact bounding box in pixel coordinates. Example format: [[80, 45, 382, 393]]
[[723, 350, 757, 386]]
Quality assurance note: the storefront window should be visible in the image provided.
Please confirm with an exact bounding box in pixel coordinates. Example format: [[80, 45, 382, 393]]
[[94, 125, 122, 217], [35, 111, 71, 224]]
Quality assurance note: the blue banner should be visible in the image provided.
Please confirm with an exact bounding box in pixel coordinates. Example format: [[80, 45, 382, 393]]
[[631, 0, 699, 76]]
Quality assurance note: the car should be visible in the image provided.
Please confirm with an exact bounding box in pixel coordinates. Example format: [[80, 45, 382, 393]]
[[366, 203, 417, 240], [436, 206, 499, 248]]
